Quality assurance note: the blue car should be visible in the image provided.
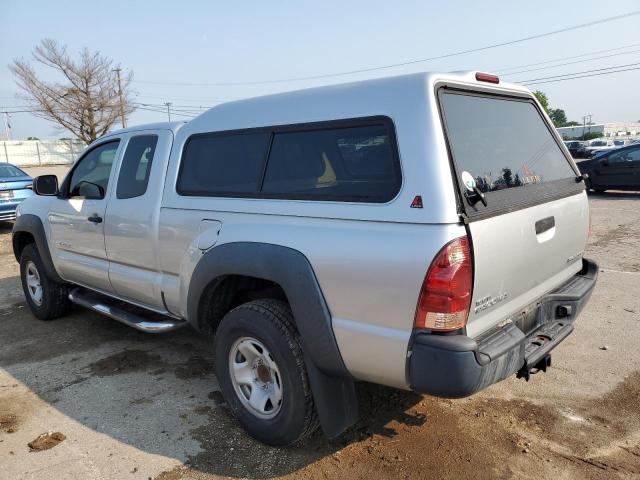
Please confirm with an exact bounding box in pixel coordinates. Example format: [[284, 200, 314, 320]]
[[0, 163, 34, 222]]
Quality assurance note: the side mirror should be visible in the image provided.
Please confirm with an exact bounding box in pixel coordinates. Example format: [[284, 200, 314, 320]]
[[33, 175, 59, 196], [600, 158, 609, 166]]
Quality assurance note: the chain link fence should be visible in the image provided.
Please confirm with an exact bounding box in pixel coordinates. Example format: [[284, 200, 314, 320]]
[[1, 139, 86, 167]]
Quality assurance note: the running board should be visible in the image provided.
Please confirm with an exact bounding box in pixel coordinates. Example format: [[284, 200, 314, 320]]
[[68, 288, 187, 333]]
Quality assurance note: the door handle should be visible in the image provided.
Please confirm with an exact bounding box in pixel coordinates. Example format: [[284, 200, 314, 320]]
[[535, 216, 555, 235], [87, 215, 103, 224]]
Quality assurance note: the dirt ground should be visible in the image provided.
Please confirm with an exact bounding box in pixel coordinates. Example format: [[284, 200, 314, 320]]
[[0, 166, 639, 479]]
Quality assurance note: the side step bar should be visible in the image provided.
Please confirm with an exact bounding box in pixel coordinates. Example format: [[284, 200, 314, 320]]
[[68, 288, 187, 333]]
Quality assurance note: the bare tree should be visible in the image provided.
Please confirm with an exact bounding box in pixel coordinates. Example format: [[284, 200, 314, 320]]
[[10, 39, 135, 143]]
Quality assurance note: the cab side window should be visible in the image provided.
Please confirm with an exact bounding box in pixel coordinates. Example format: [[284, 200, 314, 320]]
[[116, 135, 159, 199], [68, 141, 120, 199]]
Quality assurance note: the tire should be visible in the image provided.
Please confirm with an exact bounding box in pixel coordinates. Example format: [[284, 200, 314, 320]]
[[214, 299, 318, 446], [585, 179, 605, 194], [20, 243, 72, 320]]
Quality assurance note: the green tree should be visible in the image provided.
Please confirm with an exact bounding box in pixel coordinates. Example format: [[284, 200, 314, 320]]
[[533, 91, 550, 114], [502, 167, 513, 187], [549, 108, 568, 127], [581, 132, 602, 141], [533, 91, 582, 128]]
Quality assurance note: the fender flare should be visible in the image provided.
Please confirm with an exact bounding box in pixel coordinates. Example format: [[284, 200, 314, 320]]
[[12, 214, 63, 283], [187, 241, 358, 437]]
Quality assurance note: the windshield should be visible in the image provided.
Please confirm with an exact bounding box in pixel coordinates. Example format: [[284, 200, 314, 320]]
[[440, 92, 576, 194], [0, 164, 27, 178]]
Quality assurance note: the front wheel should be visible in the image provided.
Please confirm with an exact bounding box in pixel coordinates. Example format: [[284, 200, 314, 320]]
[[214, 299, 318, 446], [20, 244, 72, 320]]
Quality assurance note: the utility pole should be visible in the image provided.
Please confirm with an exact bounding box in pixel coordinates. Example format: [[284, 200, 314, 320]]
[[581, 114, 592, 140], [165, 102, 172, 122], [2, 112, 11, 141], [113, 68, 126, 128]]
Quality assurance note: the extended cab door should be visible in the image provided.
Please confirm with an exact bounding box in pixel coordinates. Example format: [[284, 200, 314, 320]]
[[439, 89, 589, 338], [104, 130, 173, 309], [48, 139, 121, 293]]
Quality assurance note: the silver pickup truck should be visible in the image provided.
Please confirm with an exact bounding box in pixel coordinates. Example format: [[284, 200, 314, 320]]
[[12, 71, 597, 446]]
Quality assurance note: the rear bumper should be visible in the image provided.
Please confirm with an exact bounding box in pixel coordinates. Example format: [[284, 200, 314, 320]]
[[408, 258, 598, 398]]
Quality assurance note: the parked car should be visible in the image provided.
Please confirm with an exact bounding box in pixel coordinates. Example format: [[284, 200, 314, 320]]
[[564, 141, 588, 158], [591, 147, 620, 159], [12, 71, 597, 446], [589, 139, 637, 159], [0, 163, 34, 222], [585, 139, 615, 158], [578, 143, 640, 192]]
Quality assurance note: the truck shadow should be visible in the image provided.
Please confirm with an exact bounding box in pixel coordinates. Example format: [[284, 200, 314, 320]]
[[0, 299, 426, 479]]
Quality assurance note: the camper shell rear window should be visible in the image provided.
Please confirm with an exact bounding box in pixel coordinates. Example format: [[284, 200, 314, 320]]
[[438, 88, 582, 219]]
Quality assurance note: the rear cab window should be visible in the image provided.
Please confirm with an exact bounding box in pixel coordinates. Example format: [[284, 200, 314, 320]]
[[116, 135, 159, 199], [438, 89, 581, 219]]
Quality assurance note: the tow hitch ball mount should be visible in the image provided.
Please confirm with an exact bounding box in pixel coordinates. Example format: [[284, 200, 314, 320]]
[[516, 355, 552, 382]]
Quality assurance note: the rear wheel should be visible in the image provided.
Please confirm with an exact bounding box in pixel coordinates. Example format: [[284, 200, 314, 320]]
[[20, 244, 72, 320], [214, 299, 318, 446]]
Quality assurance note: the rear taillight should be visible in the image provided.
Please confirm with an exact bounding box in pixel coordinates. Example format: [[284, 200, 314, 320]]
[[414, 236, 472, 331]]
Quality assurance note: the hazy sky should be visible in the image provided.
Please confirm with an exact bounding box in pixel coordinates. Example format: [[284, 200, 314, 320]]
[[1, 0, 639, 139]]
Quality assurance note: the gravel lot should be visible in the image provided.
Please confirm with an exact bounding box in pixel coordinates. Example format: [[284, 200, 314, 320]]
[[1, 166, 638, 479]]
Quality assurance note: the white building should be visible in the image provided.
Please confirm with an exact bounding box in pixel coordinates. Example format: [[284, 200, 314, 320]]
[[557, 122, 640, 140], [1, 139, 86, 166]]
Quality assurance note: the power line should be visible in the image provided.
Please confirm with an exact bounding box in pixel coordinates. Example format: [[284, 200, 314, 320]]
[[133, 102, 203, 116], [135, 105, 196, 118], [133, 92, 233, 102], [494, 42, 640, 73], [501, 48, 640, 76], [2, 104, 199, 118], [132, 10, 640, 87], [522, 66, 640, 86], [8, 42, 640, 113], [134, 102, 210, 111], [516, 61, 640, 83], [115, 43, 640, 108], [5, 62, 639, 117]]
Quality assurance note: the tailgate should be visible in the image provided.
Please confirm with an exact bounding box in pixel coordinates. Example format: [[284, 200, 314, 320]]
[[439, 87, 589, 338]]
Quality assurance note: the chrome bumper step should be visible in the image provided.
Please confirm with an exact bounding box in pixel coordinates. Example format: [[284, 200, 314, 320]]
[[68, 288, 187, 333]]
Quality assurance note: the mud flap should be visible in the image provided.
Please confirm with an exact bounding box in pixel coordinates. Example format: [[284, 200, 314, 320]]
[[304, 352, 359, 438]]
